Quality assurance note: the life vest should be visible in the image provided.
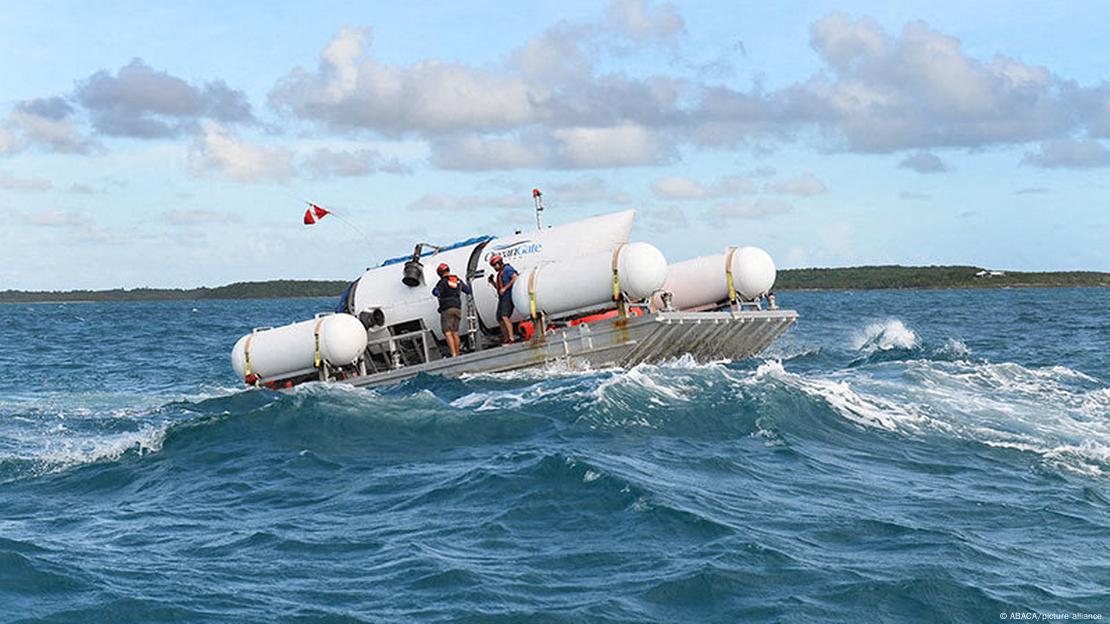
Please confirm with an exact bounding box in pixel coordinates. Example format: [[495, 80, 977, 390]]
[[519, 320, 535, 341], [494, 266, 515, 291]]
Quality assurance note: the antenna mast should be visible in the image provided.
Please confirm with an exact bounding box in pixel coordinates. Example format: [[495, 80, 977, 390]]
[[532, 187, 544, 229]]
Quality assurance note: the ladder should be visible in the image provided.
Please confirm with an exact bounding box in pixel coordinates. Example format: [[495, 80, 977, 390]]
[[464, 290, 482, 352]]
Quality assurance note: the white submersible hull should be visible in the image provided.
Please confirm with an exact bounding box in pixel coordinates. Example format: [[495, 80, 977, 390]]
[[230, 207, 797, 389]]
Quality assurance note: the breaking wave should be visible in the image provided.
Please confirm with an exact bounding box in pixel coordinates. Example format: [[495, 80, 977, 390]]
[[852, 319, 920, 352]]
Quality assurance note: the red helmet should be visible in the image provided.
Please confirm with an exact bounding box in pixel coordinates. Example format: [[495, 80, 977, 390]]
[[437, 262, 449, 275], [489, 254, 503, 267]]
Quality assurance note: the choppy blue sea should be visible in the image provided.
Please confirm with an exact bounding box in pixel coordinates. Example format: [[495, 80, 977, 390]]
[[1, 288, 1108, 623]]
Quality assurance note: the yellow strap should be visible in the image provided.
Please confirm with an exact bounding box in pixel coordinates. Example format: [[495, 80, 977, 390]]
[[527, 268, 538, 319], [244, 333, 255, 378], [611, 243, 626, 301], [725, 246, 738, 303], [312, 318, 326, 368]]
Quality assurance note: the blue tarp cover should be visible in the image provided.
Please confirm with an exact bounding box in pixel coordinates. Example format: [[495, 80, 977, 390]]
[[379, 235, 494, 267]]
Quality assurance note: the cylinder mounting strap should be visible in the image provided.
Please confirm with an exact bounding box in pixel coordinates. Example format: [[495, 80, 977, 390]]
[[611, 243, 626, 301], [244, 333, 256, 379], [725, 246, 738, 303], [312, 317, 326, 368], [527, 267, 539, 319]]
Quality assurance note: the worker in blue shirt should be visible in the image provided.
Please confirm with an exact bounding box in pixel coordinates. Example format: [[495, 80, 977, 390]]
[[488, 254, 518, 344]]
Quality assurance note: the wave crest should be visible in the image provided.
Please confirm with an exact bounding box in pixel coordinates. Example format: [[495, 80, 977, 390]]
[[852, 319, 920, 352]]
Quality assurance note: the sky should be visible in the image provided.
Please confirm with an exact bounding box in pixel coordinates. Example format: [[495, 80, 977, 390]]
[[1, 0, 1108, 290]]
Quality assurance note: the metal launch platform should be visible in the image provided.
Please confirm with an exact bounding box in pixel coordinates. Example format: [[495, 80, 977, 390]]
[[339, 307, 798, 389]]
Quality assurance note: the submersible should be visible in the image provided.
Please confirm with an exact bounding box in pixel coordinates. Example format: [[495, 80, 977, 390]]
[[231, 208, 797, 389]]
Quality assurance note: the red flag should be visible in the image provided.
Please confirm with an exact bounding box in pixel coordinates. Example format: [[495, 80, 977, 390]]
[[310, 203, 329, 219], [303, 208, 316, 225]]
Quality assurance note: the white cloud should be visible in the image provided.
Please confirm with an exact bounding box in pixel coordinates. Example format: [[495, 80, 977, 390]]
[[0, 127, 15, 154], [25, 209, 91, 227], [302, 147, 411, 177], [705, 198, 793, 221], [768, 172, 827, 196], [898, 151, 951, 173], [188, 123, 294, 183], [262, 9, 1110, 173], [406, 192, 524, 212], [550, 124, 673, 168], [4, 4, 1109, 188], [269, 4, 687, 174], [785, 16, 1072, 151], [69, 224, 124, 244], [163, 209, 239, 225], [67, 183, 98, 194], [0, 170, 52, 191], [543, 177, 634, 205], [411, 177, 631, 210], [651, 174, 753, 200], [3, 110, 95, 154], [271, 27, 538, 135], [641, 205, 689, 230], [429, 134, 548, 170], [431, 124, 674, 170], [652, 175, 709, 199], [606, 0, 685, 45], [508, 21, 595, 86], [688, 15, 1109, 154], [1021, 138, 1110, 169], [76, 58, 253, 138]]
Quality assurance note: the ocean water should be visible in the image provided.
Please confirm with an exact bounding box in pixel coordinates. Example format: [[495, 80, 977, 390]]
[[1, 288, 1108, 623]]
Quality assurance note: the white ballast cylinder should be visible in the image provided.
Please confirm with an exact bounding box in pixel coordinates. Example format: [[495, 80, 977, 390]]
[[653, 246, 777, 310], [731, 246, 776, 300], [231, 313, 368, 381], [512, 242, 668, 318]]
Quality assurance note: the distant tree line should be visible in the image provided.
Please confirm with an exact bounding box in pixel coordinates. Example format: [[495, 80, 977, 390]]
[[774, 265, 1110, 290], [2, 267, 1107, 304], [0, 280, 350, 303]]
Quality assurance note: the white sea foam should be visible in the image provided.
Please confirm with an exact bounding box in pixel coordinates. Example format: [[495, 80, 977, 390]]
[[460, 360, 611, 382], [752, 359, 787, 379], [291, 380, 381, 400], [852, 319, 919, 352], [42, 424, 168, 465], [451, 372, 597, 412], [592, 365, 690, 403], [753, 361, 931, 433], [0, 384, 257, 482], [752, 426, 786, 447], [654, 353, 731, 370], [451, 347, 1109, 479], [938, 338, 972, 358], [977, 437, 1110, 478], [1, 423, 170, 481], [451, 390, 529, 411], [734, 346, 1110, 477], [822, 356, 1108, 475]]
